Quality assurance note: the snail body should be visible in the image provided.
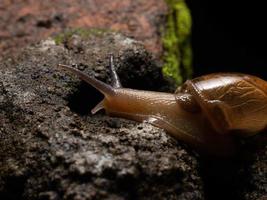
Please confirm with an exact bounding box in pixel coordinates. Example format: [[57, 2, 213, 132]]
[[58, 58, 267, 156]]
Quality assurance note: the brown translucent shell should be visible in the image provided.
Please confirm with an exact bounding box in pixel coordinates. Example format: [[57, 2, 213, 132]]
[[179, 73, 267, 136]]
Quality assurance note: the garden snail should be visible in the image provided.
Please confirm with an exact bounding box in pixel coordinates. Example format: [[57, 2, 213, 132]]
[[58, 56, 267, 156]]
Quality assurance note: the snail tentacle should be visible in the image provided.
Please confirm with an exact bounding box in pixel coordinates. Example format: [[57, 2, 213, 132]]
[[109, 54, 122, 88], [58, 64, 115, 97], [58, 63, 116, 114]]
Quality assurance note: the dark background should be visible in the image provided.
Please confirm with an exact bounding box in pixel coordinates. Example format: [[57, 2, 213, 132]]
[[185, 2, 267, 199], [186, 1, 267, 80]]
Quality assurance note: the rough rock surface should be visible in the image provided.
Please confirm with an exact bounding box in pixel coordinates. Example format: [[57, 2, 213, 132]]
[[238, 137, 267, 200], [0, 31, 204, 199]]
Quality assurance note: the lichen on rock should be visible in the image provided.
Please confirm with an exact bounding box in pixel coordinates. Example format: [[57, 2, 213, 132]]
[[162, 0, 192, 85]]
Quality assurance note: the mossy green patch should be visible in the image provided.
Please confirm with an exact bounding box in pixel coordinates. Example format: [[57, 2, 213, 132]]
[[54, 28, 111, 45], [163, 0, 192, 85]]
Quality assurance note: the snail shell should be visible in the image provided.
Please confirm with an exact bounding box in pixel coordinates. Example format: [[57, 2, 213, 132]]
[[178, 73, 267, 137]]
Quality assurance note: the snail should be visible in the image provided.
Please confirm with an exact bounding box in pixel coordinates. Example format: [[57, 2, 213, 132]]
[[58, 56, 267, 156]]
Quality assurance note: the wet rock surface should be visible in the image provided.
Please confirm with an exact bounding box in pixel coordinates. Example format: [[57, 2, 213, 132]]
[[0, 31, 204, 199]]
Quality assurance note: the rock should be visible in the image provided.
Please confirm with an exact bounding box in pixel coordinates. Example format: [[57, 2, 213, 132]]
[[199, 134, 267, 200], [238, 136, 267, 200], [0, 0, 193, 85], [0, 30, 204, 199], [0, 0, 167, 59]]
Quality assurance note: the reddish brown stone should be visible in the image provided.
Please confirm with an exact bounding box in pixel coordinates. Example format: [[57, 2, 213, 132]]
[[0, 0, 167, 59]]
